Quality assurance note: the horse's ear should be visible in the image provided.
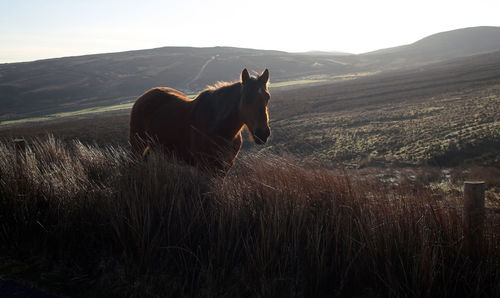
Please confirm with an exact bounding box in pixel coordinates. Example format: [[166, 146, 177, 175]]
[[241, 68, 250, 84], [259, 69, 269, 84]]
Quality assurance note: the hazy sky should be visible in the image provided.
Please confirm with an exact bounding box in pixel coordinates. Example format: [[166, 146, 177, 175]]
[[1, 0, 499, 63]]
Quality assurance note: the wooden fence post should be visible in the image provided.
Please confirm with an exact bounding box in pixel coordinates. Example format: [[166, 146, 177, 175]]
[[463, 181, 485, 258]]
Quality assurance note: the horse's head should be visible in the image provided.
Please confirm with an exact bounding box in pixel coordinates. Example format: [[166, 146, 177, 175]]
[[240, 68, 271, 145]]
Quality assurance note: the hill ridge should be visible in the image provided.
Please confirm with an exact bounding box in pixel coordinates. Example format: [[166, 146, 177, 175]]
[[1, 26, 500, 122], [364, 26, 500, 57]]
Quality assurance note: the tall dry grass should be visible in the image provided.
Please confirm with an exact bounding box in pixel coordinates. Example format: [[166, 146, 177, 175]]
[[0, 136, 499, 297]]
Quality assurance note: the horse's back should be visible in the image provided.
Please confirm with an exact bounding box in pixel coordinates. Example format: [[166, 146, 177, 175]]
[[130, 87, 192, 154], [132, 87, 190, 112]]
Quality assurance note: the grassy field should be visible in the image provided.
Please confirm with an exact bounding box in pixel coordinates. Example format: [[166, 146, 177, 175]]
[[270, 83, 500, 167], [0, 138, 499, 297], [266, 51, 500, 168]]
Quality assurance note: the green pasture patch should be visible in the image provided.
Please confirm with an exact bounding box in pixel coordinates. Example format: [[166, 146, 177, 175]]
[[270, 79, 328, 88], [270, 72, 378, 89], [0, 103, 134, 126]]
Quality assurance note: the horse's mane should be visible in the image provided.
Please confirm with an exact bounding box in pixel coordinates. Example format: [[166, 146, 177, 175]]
[[193, 81, 242, 133], [203, 80, 239, 91]]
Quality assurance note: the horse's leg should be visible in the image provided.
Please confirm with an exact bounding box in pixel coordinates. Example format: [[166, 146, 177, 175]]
[[212, 135, 242, 176]]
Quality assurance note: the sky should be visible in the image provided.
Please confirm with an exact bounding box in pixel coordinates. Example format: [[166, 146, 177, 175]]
[[1, 0, 500, 63]]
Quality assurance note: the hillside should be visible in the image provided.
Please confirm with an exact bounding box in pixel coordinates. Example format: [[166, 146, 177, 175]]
[[0, 47, 359, 121], [1, 26, 500, 123], [269, 50, 500, 166], [2, 50, 499, 167], [362, 26, 500, 67]]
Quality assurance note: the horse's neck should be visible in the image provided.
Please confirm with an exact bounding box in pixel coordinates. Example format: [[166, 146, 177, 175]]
[[214, 107, 244, 141], [193, 87, 244, 141]]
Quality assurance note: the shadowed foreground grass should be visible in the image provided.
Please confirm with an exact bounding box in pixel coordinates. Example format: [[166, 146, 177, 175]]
[[0, 137, 499, 297]]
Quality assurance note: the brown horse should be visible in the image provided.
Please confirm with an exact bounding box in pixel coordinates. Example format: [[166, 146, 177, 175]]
[[129, 68, 271, 172]]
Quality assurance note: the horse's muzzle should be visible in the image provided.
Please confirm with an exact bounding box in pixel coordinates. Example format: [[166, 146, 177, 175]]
[[254, 127, 270, 145]]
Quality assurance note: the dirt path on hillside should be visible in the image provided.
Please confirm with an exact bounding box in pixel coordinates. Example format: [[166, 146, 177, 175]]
[[185, 55, 217, 90]]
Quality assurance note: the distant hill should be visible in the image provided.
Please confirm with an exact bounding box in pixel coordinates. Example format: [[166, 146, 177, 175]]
[[273, 49, 500, 118], [0, 47, 359, 121], [363, 26, 500, 66], [1, 26, 500, 122]]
